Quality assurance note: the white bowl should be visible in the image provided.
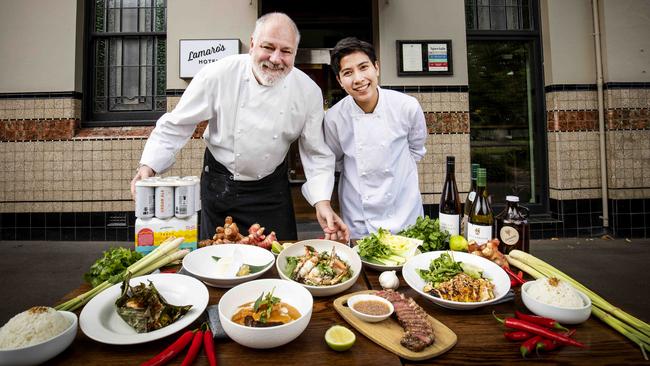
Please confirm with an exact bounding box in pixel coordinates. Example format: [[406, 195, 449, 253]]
[[182, 244, 275, 288], [347, 294, 394, 323], [0, 311, 77, 366], [402, 251, 511, 310], [276, 239, 362, 297], [218, 278, 313, 348], [521, 279, 592, 324]]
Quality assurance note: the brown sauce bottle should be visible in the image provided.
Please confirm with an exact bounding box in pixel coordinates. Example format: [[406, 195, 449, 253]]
[[496, 195, 529, 254]]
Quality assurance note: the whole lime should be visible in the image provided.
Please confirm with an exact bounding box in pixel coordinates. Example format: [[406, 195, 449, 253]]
[[449, 234, 469, 252], [325, 325, 356, 351]]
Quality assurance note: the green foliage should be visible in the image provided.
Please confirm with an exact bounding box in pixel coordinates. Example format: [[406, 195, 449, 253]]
[[417, 252, 463, 287], [398, 216, 449, 252], [84, 247, 144, 288]]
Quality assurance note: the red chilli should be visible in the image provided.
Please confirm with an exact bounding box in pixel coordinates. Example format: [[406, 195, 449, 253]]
[[503, 266, 527, 285], [515, 310, 569, 332], [204, 325, 217, 366], [520, 335, 543, 358], [141, 330, 195, 366], [536, 329, 577, 353], [504, 331, 534, 342], [493, 312, 587, 349], [180, 329, 204, 366]]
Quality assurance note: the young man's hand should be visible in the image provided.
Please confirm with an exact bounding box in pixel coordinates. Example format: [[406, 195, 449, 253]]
[[314, 201, 350, 243], [130, 165, 155, 200]]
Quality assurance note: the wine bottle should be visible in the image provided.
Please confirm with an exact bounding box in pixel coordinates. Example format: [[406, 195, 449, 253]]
[[439, 156, 461, 237], [467, 168, 493, 244], [461, 163, 480, 238]]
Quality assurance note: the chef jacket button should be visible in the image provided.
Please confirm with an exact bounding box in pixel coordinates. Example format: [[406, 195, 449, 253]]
[[237, 129, 241, 133], [257, 174, 262, 179], [264, 154, 269, 159], [273, 135, 278, 139], [236, 153, 241, 157], [384, 169, 390, 173], [235, 173, 240, 177], [364, 195, 369, 200]]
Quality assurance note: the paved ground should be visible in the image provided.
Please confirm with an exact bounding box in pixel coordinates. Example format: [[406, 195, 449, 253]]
[[1, 236, 648, 326]]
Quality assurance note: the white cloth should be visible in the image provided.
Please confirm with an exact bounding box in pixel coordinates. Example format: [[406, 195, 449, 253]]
[[140, 54, 334, 205], [324, 87, 427, 239]]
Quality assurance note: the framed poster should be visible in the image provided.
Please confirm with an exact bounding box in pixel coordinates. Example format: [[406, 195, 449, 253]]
[[179, 39, 240, 79], [396, 40, 453, 76]]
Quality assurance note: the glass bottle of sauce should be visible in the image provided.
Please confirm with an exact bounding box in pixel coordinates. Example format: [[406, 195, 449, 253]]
[[496, 195, 530, 254]]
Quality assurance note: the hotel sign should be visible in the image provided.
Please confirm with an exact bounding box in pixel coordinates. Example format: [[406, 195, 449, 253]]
[[179, 39, 240, 78]]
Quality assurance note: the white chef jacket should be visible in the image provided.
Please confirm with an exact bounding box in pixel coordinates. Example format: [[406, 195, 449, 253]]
[[140, 54, 335, 206], [323, 87, 427, 239]]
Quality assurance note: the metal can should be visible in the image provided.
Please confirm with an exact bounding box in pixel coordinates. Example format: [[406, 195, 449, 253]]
[[183, 176, 201, 212], [134, 183, 155, 218], [174, 182, 195, 218], [154, 186, 174, 219]]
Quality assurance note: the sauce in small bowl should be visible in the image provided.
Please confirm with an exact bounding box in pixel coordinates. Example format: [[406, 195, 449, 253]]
[[347, 294, 394, 323]]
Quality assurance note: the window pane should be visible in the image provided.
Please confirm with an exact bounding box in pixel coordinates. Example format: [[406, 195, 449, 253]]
[[466, 0, 533, 31], [506, 5, 519, 29], [490, 5, 507, 30]]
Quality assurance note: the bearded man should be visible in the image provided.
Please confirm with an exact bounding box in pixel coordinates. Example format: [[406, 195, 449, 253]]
[[131, 12, 349, 242]]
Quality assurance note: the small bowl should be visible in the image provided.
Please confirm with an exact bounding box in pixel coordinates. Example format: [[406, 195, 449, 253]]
[[0, 311, 77, 366], [521, 280, 592, 324], [347, 294, 394, 323], [276, 239, 362, 297], [218, 278, 313, 349]]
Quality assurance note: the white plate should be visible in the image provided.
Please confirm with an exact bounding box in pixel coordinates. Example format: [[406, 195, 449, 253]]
[[182, 244, 275, 288], [402, 251, 511, 310], [79, 273, 209, 345], [354, 246, 421, 271]]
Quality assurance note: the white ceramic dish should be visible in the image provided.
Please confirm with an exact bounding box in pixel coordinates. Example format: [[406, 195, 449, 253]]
[[276, 239, 362, 297], [521, 279, 592, 324], [0, 311, 77, 366], [182, 244, 275, 288], [79, 273, 209, 345], [218, 278, 313, 349], [402, 251, 511, 310], [347, 294, 394, 323], [355, 246, 421, 271]]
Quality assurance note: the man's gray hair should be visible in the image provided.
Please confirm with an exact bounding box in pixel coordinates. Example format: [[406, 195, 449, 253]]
[[252, 12, 301, 46]]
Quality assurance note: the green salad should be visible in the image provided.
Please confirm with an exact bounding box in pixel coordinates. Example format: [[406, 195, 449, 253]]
[[357, 228, 420, 266]]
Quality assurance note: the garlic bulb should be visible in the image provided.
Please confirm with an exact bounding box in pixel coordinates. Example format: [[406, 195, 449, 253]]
[[379, 270, 399, 290]]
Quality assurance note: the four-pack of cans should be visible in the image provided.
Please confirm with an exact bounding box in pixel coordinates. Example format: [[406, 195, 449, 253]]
[[134, 176, 200, 254]]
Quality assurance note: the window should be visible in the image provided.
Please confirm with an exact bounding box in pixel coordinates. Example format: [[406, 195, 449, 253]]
[[465, 0, 533, 31], [86, 0, 167, 126]]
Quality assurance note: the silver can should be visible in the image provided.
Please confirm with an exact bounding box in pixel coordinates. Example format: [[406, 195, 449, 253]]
[[134, 184, 155, 218], [154, 186, 174, 219], [184, 176, 201, 212], [174, 182, 195, 218]]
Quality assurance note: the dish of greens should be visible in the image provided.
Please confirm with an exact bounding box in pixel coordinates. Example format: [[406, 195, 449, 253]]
[[355, 228, 421, 270], [398, 215, 450, 252]]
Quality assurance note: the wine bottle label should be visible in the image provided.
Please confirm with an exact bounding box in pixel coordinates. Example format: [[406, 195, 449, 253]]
[[439, 213, 460, 236], [467, 223, 492, 245], [461, 214, 468, 237], [468, 191, 476, 202], [500, 226, 520, 245]]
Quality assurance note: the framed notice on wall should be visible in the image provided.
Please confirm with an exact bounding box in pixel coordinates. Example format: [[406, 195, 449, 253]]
[[396, 40, 453, 76], [179, 39, 240, 79]]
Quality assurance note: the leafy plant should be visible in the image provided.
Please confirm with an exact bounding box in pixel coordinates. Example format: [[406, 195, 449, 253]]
[[398, 216, 449, 252], [84, 247, 144, 288]]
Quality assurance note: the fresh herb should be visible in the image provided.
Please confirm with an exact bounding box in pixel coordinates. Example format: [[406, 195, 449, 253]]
[[417, 252, 463, 287], [284, 256, 299, 277], [398, 216, 450, 252], [253, 288, 280, 323], [357, 228, 413, 266], [84, 247, 144, 288]]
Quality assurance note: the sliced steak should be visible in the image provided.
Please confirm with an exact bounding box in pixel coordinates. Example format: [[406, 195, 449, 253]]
[[376, 290, 435, 352]]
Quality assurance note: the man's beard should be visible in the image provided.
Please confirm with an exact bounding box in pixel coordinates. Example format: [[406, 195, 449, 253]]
[[252, 60, 290, 86]]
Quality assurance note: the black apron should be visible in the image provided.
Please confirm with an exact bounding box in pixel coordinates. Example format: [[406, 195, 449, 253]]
[[199, 149, 297, 241]]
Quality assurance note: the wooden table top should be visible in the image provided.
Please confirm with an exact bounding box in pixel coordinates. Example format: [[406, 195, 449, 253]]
[[49, 266, 646, 365]]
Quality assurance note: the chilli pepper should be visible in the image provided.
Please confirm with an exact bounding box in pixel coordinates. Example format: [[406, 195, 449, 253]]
[[503, 266, 527, 285], [493, 312, 587, 349], [204, 325, 217, 366], [504, 330, 533, 341], [141, 330, 195, 366], [520, 335, 543, 358], [536, 329, 577, 353], [515, 311, 569, 331], [180, 329, 204, 366]]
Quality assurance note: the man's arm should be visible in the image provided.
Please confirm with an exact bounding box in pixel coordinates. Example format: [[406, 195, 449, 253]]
[[407, 99, 427, 161]]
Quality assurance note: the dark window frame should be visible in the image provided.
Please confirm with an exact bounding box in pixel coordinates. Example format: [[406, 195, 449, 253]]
[[83, 0, 167, 127]]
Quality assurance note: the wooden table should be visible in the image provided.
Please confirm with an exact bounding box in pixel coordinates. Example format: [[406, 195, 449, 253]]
[[50, 267, 646, 365]]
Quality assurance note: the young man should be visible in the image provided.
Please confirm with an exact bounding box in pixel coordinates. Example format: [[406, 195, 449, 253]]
[[131, 13, 349, 242], [324, 37, 427, 239]]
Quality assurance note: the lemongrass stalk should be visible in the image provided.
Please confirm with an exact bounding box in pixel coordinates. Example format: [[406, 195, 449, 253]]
[[592, 307, 650, 357], [593, 304, 650, 345], [131, 249, 190, 277], [509, 250, 650, 335], [126, 237, 184, 275], [505, 256, 545, 279]]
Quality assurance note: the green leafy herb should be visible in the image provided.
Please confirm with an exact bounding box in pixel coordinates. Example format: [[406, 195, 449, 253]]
[[253, 288, 280, 323], [284, 256, 299, 277], [398, 216, 450, 252], [357, 228, 408, 266], [417, 252, 463, 287], [84, 247, 144, 288]]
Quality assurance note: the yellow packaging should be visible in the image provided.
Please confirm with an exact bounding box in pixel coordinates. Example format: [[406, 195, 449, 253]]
[[135, 214, 198, 254]]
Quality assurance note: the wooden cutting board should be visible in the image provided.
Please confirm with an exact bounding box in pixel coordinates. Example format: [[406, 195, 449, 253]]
[[333, 290, 457, 361]]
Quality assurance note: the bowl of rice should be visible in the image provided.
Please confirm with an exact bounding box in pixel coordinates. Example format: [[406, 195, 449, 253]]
[[0, 306, 77, 366], [521, 277, 592, 324]]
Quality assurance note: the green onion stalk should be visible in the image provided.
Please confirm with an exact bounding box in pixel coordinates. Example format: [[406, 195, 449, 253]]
[[55, 237, 188, 312], [507, 250, 650, 359]]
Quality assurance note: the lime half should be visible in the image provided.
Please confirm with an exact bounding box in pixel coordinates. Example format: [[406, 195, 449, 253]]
[[325, 325, 356, 351], [449, 234, 469, 252]]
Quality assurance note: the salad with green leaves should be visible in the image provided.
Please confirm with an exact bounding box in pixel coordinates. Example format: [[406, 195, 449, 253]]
[[356, 228, 421, 266], [417, 252, 483, 287], [398, 215, 450, 252]]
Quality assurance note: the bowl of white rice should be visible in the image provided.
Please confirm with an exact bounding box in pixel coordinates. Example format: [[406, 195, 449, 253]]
[[0, 306, 77, 366], [521, 278, 592, 324]]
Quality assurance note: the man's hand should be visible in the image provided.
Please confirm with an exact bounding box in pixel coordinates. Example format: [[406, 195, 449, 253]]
[[130, 165, 155, 200], [314, 200, 350, 243]]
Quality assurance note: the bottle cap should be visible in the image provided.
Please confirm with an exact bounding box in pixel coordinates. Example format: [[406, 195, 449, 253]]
[[506, 195, 519, 202]]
